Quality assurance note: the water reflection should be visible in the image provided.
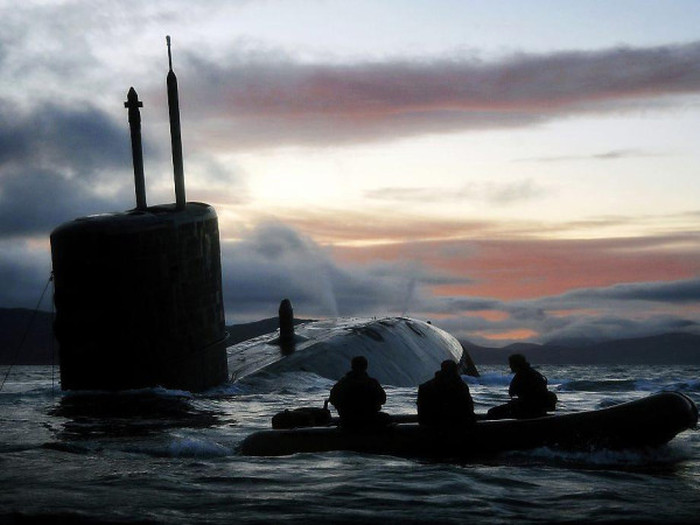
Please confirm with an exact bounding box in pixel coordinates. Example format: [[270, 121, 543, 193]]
[[48, 389, 224, 441]]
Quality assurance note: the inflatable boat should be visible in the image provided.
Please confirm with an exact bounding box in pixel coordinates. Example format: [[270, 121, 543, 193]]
[[240, 391, 698, 459]]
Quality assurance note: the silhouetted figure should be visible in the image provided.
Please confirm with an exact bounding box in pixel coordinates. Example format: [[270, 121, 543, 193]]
[[417, 360, 475, 429], [329, 356, 388, 430], [487, 353, 557, 419]]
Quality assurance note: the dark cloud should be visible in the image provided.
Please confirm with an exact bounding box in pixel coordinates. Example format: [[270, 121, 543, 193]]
[[474, 279, 700, 345], [549, 278, 700, 305], [539, 315, 699, 347], [433, 288, 700, 347], [178, 41, 700, 147], [0, 168, 112, 237], [0, 102, 129, 176], [0, 101, 167, 238], [220, 222, 454, 322]]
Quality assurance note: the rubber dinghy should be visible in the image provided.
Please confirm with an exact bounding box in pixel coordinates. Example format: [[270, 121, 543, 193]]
[[240, 392, 698, 459]]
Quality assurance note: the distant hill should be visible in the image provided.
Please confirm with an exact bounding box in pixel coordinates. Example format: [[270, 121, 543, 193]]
[[463, 332, 700, 366]]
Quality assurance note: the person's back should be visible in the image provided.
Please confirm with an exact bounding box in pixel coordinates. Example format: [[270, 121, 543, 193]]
[[510, 363, 548, 404], [487, 353, 557, 419], [329, 356, 387, 429], [417, 360, 475, 429]]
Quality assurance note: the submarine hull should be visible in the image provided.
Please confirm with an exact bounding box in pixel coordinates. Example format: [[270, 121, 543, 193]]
[[227, 317, 469, 387], [240, 392, 699, 458]]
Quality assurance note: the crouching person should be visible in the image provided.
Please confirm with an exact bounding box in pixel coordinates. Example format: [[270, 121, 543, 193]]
[[487, 353, 557, 419], [329, 356, 389, 430], [418, 360, 476, 429]]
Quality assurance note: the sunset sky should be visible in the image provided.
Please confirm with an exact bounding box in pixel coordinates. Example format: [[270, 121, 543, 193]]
[[1, 1, 699, 346]]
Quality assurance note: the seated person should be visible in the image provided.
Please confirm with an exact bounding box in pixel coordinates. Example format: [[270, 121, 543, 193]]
[[329, 356, 388, 429], [417, 360, 475, 429], [487, 353, 557, 419]]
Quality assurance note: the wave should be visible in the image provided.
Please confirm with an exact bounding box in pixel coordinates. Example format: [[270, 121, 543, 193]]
[[222, 371, 335, 396], [61, 386, 195, 399], [463, 372, 513, 388], [560, 377, 700, 394], [41, 435, 238, 459], [635, 377, 700, 393], [558, 379, 639, 392], [150, 437, 235, 459], [503, 440, 695, 468]]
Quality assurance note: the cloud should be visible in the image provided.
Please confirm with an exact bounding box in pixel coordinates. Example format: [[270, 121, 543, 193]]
[[216, 222, 700, 347], [364, 179, 545, 205], [428, 279, 700, 347], [182, 153, 249, 205], [247, 208, 501, 246], [0, 102, 137, 237], [543, 278, 700, 306], [0, 103, 128, 176], [515, 148, 666, 163], [180, 41, 700, 147], [0, 97, 245, 237], [0, 216, 696, 348], [220, 221, 470, 322], [0, 213, 465, 322]]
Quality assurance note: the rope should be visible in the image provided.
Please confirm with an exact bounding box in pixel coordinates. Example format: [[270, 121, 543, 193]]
[[51, 280, 56, 394], [0, 273, 53, 392]]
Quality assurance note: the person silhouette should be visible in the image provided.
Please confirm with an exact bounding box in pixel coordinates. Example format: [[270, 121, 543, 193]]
[[417, 359, 475, 429], [329, 356, 388, 429], [487, 353, 557, 419]]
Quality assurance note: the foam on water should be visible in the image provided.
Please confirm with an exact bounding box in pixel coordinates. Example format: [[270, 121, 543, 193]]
[[164, 437, 234, 458]]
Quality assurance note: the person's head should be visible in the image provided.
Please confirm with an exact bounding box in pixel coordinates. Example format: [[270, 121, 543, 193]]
[[440, 359, 459, 377], [351, 355, 368, 372], [508, 353, 529, 372]]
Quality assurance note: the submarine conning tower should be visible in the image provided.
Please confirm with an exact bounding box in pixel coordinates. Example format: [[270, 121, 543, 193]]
[[50, 37, 228, 391]]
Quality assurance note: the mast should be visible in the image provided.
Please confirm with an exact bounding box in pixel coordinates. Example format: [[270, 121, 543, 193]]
[[166, 35, 186, 210], [124, 87, 147, 210]]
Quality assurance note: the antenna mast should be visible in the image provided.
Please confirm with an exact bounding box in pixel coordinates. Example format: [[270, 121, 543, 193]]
[[124, 87, 147, 210], [166, 35, 186, 210]]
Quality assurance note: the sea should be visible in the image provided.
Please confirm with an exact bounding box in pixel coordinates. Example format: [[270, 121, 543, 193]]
[[1, 364, 699, 525]]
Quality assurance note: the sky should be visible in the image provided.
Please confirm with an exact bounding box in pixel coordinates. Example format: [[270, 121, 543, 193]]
[[1, 0, 699, 347]]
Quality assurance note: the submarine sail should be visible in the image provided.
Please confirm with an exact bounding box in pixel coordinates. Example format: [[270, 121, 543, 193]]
[[50, 38, 228, 391]]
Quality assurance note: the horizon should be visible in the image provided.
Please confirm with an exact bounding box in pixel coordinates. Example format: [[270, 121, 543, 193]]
[[0, 1, 698, 348]]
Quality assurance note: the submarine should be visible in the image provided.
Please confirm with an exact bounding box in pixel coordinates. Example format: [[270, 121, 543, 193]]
[[49, 38, 478, 392], [226, 299, 478, 387]]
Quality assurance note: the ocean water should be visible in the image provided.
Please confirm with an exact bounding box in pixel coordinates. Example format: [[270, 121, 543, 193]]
[[1, 364, 699, 524]]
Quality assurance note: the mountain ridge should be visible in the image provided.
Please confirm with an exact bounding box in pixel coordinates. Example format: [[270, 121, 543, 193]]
[[462, 332, 700, 365]]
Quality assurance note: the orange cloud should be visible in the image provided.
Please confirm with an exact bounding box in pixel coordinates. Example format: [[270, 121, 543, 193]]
[[180, 42, 700, 148], [463, 310, 510, 322], [474, 329, 539, 342], [333, 233, 700, 301]]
